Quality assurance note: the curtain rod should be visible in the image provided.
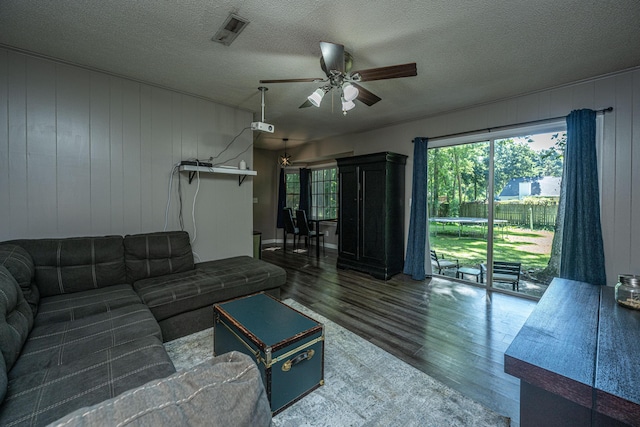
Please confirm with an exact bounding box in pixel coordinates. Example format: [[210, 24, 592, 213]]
[[418, 107, 613, 142]]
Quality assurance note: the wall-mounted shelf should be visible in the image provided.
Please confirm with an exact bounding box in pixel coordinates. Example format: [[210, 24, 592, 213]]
[[179, 165, 257, 186]]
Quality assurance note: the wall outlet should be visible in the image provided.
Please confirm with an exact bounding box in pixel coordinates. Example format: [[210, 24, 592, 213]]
[[253, 198, 258, 204]]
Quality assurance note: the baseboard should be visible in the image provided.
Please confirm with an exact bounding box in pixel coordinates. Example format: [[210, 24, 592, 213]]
[[262, 238, 337, 250]]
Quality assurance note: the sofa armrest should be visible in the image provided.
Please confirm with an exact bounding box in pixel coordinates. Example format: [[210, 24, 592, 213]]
[[47, 351, 272, 427]]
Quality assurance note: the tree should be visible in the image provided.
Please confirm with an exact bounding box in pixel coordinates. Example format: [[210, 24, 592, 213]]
[[542, 132, 567, 280], [535, 148, 563, 176], [494, 139, 538, 197]]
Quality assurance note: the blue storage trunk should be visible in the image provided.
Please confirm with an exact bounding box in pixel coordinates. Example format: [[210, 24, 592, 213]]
[[214, 292, 324, 415]]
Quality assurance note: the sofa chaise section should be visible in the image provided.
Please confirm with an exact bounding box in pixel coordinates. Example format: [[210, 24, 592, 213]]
[[133, 255, 285, 340]]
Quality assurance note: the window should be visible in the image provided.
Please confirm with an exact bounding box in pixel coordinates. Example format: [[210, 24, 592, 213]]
[[427, 123, 566, 300], [311, 167, 338, 219], [285, 172, 300, 209]]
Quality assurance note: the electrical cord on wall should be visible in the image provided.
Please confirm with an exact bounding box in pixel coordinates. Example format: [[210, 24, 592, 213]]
[[208, 127, 250, 165], [164, 127, 254, 259], [191, 166, 200, 245], [163, 163, 181, 232]]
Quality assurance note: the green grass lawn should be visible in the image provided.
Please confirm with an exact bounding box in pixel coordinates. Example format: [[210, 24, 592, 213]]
[[430, 224, 553, 272]]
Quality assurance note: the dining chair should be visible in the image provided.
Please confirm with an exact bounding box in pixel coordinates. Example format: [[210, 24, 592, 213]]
[[282, 208, 299, 252], [296, 209, 325, 256]]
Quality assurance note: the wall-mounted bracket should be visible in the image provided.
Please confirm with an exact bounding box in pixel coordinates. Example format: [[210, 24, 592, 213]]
[[179, 165, 257, 186]]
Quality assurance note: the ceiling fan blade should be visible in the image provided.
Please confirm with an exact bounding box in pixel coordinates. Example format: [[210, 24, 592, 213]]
[[352, 83, 381, 106], [299, 99, 314, 108], [260, 78, 324, 84], [320, 41, 345, 74], [351, 63, 417, 82]]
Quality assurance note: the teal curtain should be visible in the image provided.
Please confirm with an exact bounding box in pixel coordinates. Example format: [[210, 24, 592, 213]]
[[560, 109, 606, 285], [404, 137, 431, 280]]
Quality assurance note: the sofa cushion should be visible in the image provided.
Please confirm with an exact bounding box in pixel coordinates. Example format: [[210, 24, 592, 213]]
[[35, 284, 142, 326], [10, 236, 127, 297], [133, 256, 286, 321], [0, 266, 34, 372], [0, 244, 39, 313], [0, 335, 175, 427], [0, 347, 6, 404], [124, 231, 194, 283], [10, 303, 162, 379], [48, 351, 271, 427]]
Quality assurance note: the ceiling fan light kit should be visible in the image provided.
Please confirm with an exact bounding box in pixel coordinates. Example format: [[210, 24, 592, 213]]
[[342, 83, 359, 102], [308, 88, 325, 107], [341, 98, 356, 114], [260, 41, 417, 115]]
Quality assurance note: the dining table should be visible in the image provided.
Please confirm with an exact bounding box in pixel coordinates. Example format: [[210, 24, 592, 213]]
[[307, 217, 337, 258]]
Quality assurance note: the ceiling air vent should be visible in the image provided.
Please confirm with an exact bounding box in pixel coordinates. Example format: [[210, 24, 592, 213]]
[[211, 13, 250, 46]]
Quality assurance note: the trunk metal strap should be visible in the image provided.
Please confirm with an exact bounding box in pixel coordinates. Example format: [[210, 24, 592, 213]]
[[218, 318, 324, 369]]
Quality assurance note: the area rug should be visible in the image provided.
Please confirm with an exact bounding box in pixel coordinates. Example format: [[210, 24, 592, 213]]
[[164, 299, 510, 427]]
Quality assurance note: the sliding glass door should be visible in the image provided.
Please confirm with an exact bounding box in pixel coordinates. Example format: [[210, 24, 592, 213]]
[[427, 125, 565, 299], [427, 141, 489, 285]]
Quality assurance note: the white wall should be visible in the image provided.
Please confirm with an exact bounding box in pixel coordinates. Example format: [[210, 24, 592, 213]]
[[0, 48, 256, 261], [282, 67, 640, 286]]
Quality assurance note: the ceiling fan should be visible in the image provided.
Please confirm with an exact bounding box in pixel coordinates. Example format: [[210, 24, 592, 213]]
[[260, 41, 417, 114]]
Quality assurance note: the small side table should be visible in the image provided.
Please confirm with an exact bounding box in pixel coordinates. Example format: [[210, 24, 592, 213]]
[[457, 267, 483, 283]]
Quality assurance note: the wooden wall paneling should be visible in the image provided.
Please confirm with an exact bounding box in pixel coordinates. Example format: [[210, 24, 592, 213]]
[[450, 106, 487, 137], [0, 50, 9, 236], [179, 98, 210, 249], [515, 92, 540, 123], [571, 81, 595, 110], [109, 76, 124, 233], [5, 52, 27, 239], [89, 72, 112, 235], [121, 79, 142, 234], [594, 76, 618, 285], [174, 95, 198, 239], [631, 70, 640, 275], [612, 73, 633, 277], [167, 92, 182, 230], [150, 87, 174, 233], [56, 64, 91, 236], [233, 107, 254, 256], [504, 98, 518, 125], [537, 90, 552, 119], [26, 57, 57, 237], [198, 101, 225, 258], [483, 100, 509, 129], [138, 85, 153, 233], [179, 95, 198, 161], [547, 85, 573, 117], [196, 98, 215, 161]]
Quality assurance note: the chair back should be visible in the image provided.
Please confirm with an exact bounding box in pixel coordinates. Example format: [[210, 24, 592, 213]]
[[430, 250, 440, 267], [283, 208, 297, 234], [296, 210, 312, 236], [493, 261, 521, 277]]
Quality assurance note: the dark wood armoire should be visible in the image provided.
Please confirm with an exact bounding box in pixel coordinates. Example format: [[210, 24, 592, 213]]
[[336, 152, 407, 280]]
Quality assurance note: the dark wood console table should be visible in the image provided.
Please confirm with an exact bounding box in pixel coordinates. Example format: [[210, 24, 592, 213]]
[[505, 278, 640, 426]]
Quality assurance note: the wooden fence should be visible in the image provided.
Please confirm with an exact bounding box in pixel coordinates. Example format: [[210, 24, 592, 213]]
[[460, 202, 558, 227]]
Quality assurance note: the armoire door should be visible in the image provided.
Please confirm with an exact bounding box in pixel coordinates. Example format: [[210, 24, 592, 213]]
[[359, 163, 386, 264], [338, 165, 358, 260]]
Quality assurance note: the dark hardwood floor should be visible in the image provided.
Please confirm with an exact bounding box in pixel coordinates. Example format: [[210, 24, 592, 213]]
[[262, 245, 536, 426]]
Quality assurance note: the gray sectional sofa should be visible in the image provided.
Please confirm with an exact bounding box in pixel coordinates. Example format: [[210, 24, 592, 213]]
[[0, 230, 285, 426]]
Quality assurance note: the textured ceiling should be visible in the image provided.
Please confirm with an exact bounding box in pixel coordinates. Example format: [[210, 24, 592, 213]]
[[1, 0, 640, 150]]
